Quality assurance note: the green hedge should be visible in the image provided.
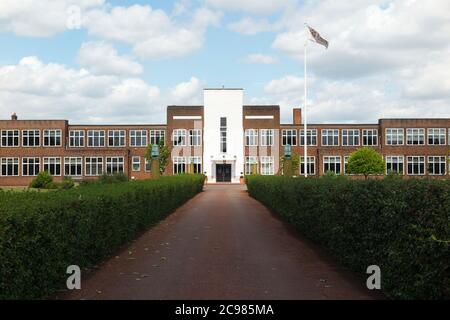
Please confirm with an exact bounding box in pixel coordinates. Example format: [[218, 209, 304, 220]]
[[0, 175, 205, 299], [246, 175, 450, 299]]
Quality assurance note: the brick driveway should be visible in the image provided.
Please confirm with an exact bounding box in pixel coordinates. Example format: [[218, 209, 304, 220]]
[[58, 184, 382, 300]]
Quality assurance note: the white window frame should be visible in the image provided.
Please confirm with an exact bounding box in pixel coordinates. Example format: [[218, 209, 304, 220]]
[[22, 129, 40, 147], [150, 130, 165, 145], [385, 128, 404, 145], [43, 157, 61, 176], [245, 129, 258, 146], [87, 130, 105, 147], [406, 128, 425, 145], [43, 129, 62, 147], [342, 129, 360, 146], [244, 156, 258, 175], [321, 129, 339, 146], [145, 159, 151, 172], [282, 129, 297, 146], [386, 156, 405, 175], [106, 157, 125, 174], [1, 129, 20, 147], [108, 130, 126, 147], [260, 156, 274, 175], [132, 156, 141, 172], [64, 157, 83, 177], [172, 129, 186, 147], [189, 129, 202, 147], [323, 156, 342, 174], [85, 157, 103, 176], [300, 156, 315, 175], [69, 130, 85, 147], [362, 129, 378, 146], [130, 130, 148, 147], [22, 157, 40, 176], [260, 129, 274, 147], [300, 129, 318, 146], [407, 156, 425, 176], [428, 156, 446, 175], [0, 158, 19, 176], [173, 156, 186, 174], [427, 128, 446, 145], [189, 156, 202, 174]]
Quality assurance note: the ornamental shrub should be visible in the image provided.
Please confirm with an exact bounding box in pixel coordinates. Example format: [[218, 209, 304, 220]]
[[0, 175, 205, 299], [29, 171, 53, 189], [246, 175, 449, 299]]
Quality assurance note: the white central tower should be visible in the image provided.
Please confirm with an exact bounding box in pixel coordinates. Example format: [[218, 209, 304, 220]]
[[203, 88, 244, 183]]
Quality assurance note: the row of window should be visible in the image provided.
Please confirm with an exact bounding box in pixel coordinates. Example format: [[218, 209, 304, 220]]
[[0, 129, 165, 148], [0, 156, 155, 177], [172, 129, 202, 147]]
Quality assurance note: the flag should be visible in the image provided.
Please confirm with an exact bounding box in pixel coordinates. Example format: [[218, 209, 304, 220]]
[[308, 26, 328, 49]]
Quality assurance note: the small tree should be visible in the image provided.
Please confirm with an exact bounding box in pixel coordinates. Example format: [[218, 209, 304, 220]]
[[347, 147, 385, 179], [280, 151, 300, 176], [145, 139, 170, 174], [30, 171, 53, 189]]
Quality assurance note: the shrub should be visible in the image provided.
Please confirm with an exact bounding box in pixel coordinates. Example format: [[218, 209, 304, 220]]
[[59, 177, 75, 190], [246, 175, 450, 299], [0, 175, 205, 299], [347, 147, 385, 179], [98, 172, 128, 184], [29, 171, 53, 189]]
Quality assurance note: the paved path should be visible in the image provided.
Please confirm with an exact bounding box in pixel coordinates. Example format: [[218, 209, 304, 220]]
[[59, 185, 381, 300]]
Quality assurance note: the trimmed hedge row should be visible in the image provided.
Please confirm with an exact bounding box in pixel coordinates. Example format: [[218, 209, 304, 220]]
[[246, 175, 450, 299], [0, 175, 205, 299]]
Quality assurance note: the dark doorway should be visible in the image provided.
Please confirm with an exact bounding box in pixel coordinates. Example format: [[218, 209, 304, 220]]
[[216, 164, 232, 182]]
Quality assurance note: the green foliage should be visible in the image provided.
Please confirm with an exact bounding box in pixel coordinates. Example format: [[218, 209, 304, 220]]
[[98, 172, 128, 184], [246, 175, 450, 299], [385, 170, 403, 180], [347, 147, 385, 178], [145, 139, 170, 174], [59, 177, 75, 190], [0, 175, 205, 299], [280, 151, 300, 176], [29, 171, 54, 189]]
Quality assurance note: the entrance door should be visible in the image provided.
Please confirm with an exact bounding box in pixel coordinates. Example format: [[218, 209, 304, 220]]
[[216, 164, 232, 182]]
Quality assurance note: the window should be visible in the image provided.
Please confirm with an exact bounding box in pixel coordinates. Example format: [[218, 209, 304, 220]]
[[300, 156, 315, 175], [22, 157, 40, 176], [145, 159, 151, 172], [321, 129, 339, 146], [244, 156, 258, 175], [189, 156, 202, 173], [172, 129, 186, 147], [173, 157, 186, 174], [407, 156, 425, 175], [43, 129, 62, 147], [130, 130, 147, 147], [428, 156, 446, 175], [344, 156, 350, 174], [150, 130, 165, 145], [342, 129, 360, 146], [386, 128, 404, 145], [87, 130, 105, 147], [69, 130, 85, 147], [220, 117, 227, 153], [323, 156, 341, 174], [260, 156, 274, 175], [44, 157, 61, 176], [108, 130, 126, 147], [85, 157, 103, 176], [407, 128, 425, 145], [282, 129, 297, 146], [22, 130, 40, 147], [428, 128, 445, 145], [362, 129, 378, 146], [260, 129, 274, 146], [386, 156, 404, 174], [189, 129, 202, 146], [64, 157, 82, 176], [1, 158, 19, 176], [132, 156, 141, 171], [245, 129, 258, 146], [300, 129, 318, 146], [1, 130, 19, 147], [106, 157, 124, 174]]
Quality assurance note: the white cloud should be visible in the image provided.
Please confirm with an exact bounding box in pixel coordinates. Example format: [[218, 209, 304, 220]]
[[78, 42, 143, 76], [0, 0, 104, 37], [170, 77, 202, 103], [205, 0, 294, 14], [228, 18, 278, 35], [245, 54, 277, 65], [0, 56, 162, 123], [84, 5, 221, 59]]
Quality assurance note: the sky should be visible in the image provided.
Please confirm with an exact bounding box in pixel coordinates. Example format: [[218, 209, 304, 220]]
[[0, 0, 449, 124]]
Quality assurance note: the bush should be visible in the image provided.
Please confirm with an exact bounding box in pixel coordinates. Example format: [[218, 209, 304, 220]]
[[59, 177, 75, 190], [246, 175, 450, 299], [0, 175, 205, 299], [29, 171, 53, 189], [98, 172, 128, 184]]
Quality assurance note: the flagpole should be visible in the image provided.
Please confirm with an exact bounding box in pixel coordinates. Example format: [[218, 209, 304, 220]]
[[304, 23, 308, 178]]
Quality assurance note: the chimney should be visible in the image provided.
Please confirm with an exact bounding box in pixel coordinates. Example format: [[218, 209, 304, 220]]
[[11, 113, 18, 121], [293, 108, 301, 125]]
